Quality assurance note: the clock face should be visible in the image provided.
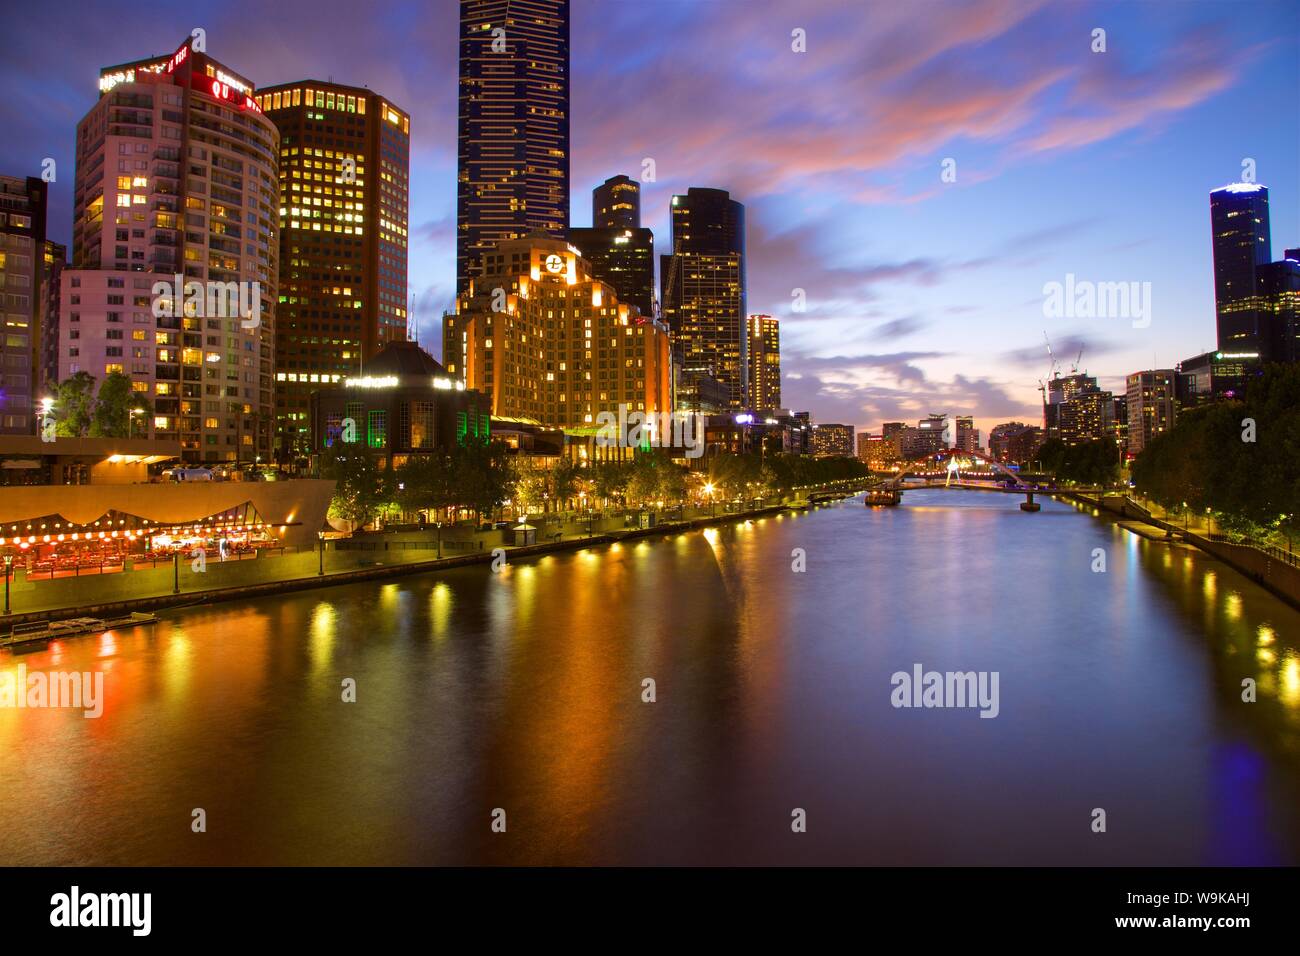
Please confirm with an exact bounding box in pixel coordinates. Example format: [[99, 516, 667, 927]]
[[544, 254, 564, 274]]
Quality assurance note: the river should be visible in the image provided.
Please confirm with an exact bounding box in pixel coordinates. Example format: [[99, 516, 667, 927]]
[[2, 490, 1298, 865]]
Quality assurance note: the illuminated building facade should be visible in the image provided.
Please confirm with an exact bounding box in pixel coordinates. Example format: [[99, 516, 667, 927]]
[[1257, 254, 1300, 364], [310, 341, 489, 469], [457, 0, 570, 295], [988, 422, 1042, 466], [0, 176, 49, 433], [443, 234, 671, 429], [954, 415, 978, 453], [858, 433, 899, 470], [62, 40, 279, 463], [745, 314, 780, 412], [1057, 387, 1114, 446], [660, 187, 747, 409], [39, 240, 66, 397], [1125, 369, 1176, 456], [257, 81, 410, 463], [811, 423, 854, 458], [1210, 183, 1271, 356]]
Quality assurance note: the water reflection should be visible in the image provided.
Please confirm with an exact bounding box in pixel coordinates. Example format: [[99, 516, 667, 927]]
[[1, 490, 1298, 865]]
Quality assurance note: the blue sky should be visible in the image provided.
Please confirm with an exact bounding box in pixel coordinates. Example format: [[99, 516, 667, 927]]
[[2, 0, 1296, 439]]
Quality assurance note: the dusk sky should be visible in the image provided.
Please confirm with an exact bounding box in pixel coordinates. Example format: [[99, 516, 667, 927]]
[[2, 0, 1296, 439]]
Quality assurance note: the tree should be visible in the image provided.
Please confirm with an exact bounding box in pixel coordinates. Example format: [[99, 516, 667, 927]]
[[396, 451, 455, 519], [52, 372, 97, 437], [450, 439, 513, 521], [91, 370, 151, 438], [322, 445, 387, 529]]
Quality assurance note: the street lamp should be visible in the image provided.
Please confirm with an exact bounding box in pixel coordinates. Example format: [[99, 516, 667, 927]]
[[129, 406, 144, 439], [318, 531, 326, 576], [3, 554, 12, 615]]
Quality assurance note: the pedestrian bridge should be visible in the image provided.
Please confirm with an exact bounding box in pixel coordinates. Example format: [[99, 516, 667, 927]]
[[868, 450, 1044, 510]]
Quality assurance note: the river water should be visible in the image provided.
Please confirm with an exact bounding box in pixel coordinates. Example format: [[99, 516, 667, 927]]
[[2, 490, 1298, 865]]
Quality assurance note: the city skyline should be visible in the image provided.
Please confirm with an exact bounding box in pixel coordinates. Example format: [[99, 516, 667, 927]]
[[2, 0, 1297, 443]]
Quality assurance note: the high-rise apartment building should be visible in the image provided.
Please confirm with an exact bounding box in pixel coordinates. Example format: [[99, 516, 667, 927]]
[[38, 240, 66, 397], [62, 40, 279, 462], [954, 415, 978, 453], [257, 81, 410, 462], [660, 187, 746, 408], [0, 175, 50, 433], [457, 0, 569, 295], [1210, 183, 1271, 357], [568, 176, 653, 318], [443, 233, 671, 428], [745, 314, 780, 412], [1125, 370, 1176, 457]]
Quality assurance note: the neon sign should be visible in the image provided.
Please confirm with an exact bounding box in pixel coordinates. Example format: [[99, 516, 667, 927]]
[[195, 74, 263, 113]]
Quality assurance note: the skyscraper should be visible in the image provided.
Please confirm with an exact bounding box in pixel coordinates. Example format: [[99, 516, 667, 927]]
[[62, 40, 279, 462], [593, 174, 639, 229], [0, 175, 49, 433], [457, 0, 569, 295], [257, 81, 411, 463], [1210, 183, 1271, 356], [568, 176, 653, 318], [1256, 255, 1300, 365], [745, 314, 780, 412], [660, 187, 746, 408]]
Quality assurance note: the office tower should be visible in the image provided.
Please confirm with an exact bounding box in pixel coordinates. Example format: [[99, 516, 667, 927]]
[[0, 176, 50, 433], [810, 423, 854, 457], [660, 187, 746, 408], [593, 174, 639, 229], [457, 0, 570, 295], [676, 366, 728, 414], [1256, 256, 1300, 364], [61, 40, 279, 463], [38, 240, 66, 397], [568, 177, 654, 318], [443, 233, 671, 428], [257, 82, 410, 463], [955, 415, 978, 453], [1125, 370, 1176, 456], [745, 314, 780, 412], [1210, 183, 1271, 356]]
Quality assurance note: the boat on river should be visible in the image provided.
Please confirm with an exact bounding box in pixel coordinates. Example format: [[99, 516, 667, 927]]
[[2, 612, 158, 649]]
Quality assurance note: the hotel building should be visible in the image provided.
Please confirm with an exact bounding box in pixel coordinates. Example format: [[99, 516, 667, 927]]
[[457, 0, 570, 295], [442, 233, 671, 429], [256, 81, 410, 463], [61, 39, 279, 463], [1125, 370, 1177, 456]]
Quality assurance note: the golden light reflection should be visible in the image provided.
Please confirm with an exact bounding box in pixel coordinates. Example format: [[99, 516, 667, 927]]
[[430, 582, 452, 639], [1203, 571, 1217, 600], [1257, 625, 1276, 646], [309, 602, 337, 674], [1225, 592, 1242, 621], [1279, 654, 1300, 710]]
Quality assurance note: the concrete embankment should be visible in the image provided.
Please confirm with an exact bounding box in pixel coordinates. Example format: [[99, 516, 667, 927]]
[[1064, 491, 1300, 610], [2, 494, 854, 628]]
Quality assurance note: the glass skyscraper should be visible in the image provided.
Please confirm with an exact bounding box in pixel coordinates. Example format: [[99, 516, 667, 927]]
[[660, 187, 747, 409], [457, 0, 570, 296], [1210, 183, 1271, 356]]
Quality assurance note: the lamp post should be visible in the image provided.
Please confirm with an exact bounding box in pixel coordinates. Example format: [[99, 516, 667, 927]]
[[129, 406, 144, 440], [3, 554, 12, 615], [318, 531, 326, 576]]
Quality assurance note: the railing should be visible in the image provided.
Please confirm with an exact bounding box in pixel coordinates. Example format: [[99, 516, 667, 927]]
[[1204, 533, 1300, 570]]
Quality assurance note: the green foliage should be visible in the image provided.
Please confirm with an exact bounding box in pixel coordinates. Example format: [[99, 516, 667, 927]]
[[91, 371, 151, 438], [1131, 364, 1300, 536], [322, 444, 389, 528], [52, 372, 97, 437], [1036, 438, 1120, 486]]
